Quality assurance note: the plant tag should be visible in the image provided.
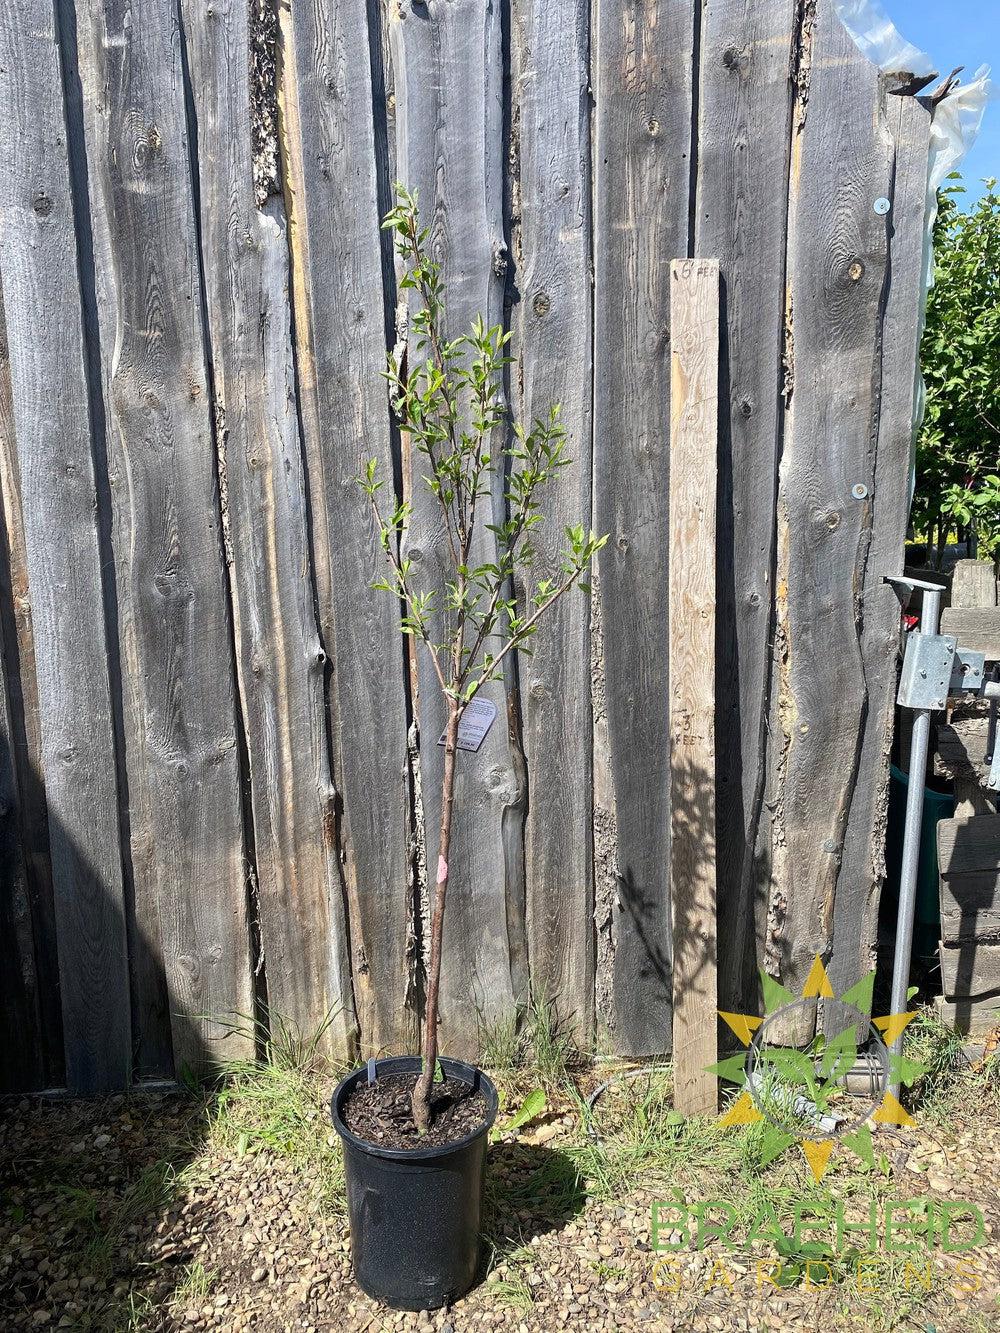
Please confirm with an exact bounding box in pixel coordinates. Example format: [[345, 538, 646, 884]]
[[367, 1057, 377, 1085], [438, 697, 497, 753]]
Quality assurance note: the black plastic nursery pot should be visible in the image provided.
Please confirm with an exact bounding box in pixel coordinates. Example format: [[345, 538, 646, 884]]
[[331, 1055, 499, 1311]]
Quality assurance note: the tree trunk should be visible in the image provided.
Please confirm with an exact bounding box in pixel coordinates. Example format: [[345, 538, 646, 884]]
[[411, 700, 461, 1131]]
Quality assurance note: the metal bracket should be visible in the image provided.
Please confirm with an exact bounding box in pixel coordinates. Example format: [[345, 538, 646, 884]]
[[884, 573, 949, 596], [950, 648, 986, 695], [985, 680, 1000, 792], [897, 632, 956, 711]]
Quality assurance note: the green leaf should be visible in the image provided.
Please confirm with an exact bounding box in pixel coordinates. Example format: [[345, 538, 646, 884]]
[[503, 1087, 547, 1132]]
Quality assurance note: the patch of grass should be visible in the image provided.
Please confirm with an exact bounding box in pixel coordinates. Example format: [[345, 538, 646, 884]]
[[488, 1272, 535, 1309], [486, 1143, 584, 1228], [847, 1251, 946, 1330], [568, 1066, 740, 1200], [122, 1289, 158, 1332], [479, 992, 582, 1082], [480, 1011, 523, 1072], [589, 1258, 628, 1281], [485, 1242, 537, 1309], [208, 1011, 348, 1215], [169, 1259, 217, 1310], [53, 1159, 181, 1278], [906, 1008, 1000, 1123]]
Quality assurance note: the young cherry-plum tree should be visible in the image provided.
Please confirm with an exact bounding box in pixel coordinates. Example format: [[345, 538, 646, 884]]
[[360, 187, 605, 1133]]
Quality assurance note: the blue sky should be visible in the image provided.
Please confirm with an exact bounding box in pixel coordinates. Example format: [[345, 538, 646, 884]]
[[885, 0, 997, 200]]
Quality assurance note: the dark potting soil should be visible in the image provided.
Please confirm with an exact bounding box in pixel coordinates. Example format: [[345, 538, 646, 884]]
[[342, 1072, 489, 1151]]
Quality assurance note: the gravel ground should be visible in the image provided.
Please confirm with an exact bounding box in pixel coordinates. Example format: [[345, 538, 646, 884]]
[[2, 1042, 999, 1332]]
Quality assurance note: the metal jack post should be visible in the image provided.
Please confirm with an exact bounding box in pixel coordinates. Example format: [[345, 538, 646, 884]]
[[883, 576, 988, 1100]]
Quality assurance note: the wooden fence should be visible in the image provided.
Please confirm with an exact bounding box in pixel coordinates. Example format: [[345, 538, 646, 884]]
[[0, 0, 935, 1092]]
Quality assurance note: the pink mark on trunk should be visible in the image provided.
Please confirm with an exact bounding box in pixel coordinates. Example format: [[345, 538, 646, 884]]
[[437, 856, 449, 884]]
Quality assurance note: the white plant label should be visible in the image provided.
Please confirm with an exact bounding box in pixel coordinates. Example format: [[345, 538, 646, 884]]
[[438, 697, 497, 753]]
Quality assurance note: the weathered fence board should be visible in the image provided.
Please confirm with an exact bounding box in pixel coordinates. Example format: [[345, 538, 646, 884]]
[[511, 0, 594, 1039], [939, 814, 1000, 877], [593, 0, 696, 1055], [695, 0, 797, 1017], [280, 0, 414, 1053], [939, 942, 1000, 999], [0, 501, 39, 1090], [835, 88, 934, 1003], [762, 0, 899, 1034], [390, 0, 525, 1055], [0, 282, 63, 1091], [952, 559, 999, 609], [940, 608, 1000, 660], [75, 0, 252, 1073], [180, 0, 354, 1059], [0, 0, 943, 1089], [0, 0, 131, 1093]]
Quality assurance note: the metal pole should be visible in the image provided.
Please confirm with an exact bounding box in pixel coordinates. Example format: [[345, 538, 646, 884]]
[[888, 585, 942, 1100]]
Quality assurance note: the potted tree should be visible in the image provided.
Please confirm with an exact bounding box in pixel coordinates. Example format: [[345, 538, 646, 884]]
[[330, 187, 604, 1311]]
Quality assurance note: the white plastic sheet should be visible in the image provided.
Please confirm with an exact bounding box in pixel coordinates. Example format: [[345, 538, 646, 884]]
[[835, 0, 937, 78], [835, 0, 995, 489]]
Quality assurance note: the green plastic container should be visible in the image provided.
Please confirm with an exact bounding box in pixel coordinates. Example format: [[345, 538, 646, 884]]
[[884, 763, 953, 958]]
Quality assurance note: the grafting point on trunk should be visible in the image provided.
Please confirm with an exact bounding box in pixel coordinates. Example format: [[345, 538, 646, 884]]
[[411, 1069, 432, 1133]]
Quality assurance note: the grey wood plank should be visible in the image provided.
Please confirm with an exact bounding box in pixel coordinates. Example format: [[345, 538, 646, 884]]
[[75, 0, 253, 1074], [668, 258, 719, 1116], [939, 941, 1000, 999], [281, 0, 415, 1054], [593, 0, 695, 1055], [389, 0, 525, 1056], [938, 815, 1000, 876], [511, 0, 594, 1041], [764, 3, 927, 1011], [940, 608, 1000, 660], [932, 995, 1000, 1036], [0, 0, 131, 1092], [935, 718, 997, 818], [939, 874, 1000, 945], [695, 0, 798, 1016], [936, 718, 993, 782], [951, 560, 998, 609], [179, 0, 355, 1059], [0, 491, 42, 1090], [0, 269, 64, 1089], [834, 86, 934, 1005]]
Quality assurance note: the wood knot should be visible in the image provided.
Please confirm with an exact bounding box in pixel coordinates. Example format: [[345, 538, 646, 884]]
[[532, 290, 550, 317], [133, 125, 162, 172], [848, 259, 864, 282], [32, 194, 53, 218]]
